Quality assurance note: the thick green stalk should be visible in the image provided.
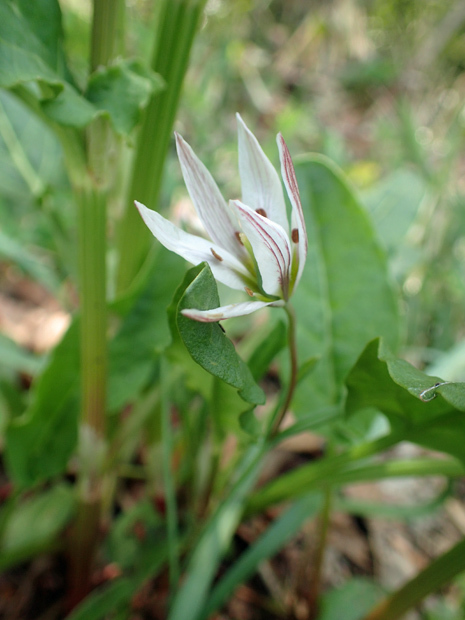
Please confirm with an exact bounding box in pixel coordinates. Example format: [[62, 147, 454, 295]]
[[67, 0, 125, 608], [116, 0, 206, 293], [363, 537, 465, 620]]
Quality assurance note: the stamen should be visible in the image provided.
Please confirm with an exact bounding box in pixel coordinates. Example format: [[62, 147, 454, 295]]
[[255, 208, 267, 217], [291, 228, 299, 243], [244, 287, 254, 297], [210, 248, 223, 261], [235, 231, 244, 245]]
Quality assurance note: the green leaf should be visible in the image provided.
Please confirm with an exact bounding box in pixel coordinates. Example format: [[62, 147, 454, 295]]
[[0, 484, 75, 570], [171, 263, 265, 406], [108, 248, 185, 413], [0, 4, 161, 134], [15, 0, 69, 76], [168, 442, 266, 620], [345, 339, 465, 461], [292, 155, 399, 418], [5, 319, 80, 486], [0, 333, 44, 377], [202, 493, 321, 618], [361, 168, 426, 255], [319, 578, 384, 620], [85, 59, 164, 135]]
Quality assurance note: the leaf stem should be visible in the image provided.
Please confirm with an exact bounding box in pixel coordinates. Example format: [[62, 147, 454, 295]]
[[307, 485, 332, 619], [271, 303, 298, 436]]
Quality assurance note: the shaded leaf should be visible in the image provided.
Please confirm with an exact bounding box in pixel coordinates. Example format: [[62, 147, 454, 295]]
[[345, 338, 465, 461], [292, 155, 399, 418], [172, 263, 265, 405], [5, 320, 80, 486]]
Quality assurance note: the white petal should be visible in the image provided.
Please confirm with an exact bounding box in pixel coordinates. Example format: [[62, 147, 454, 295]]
[[175, 133, 244, 260], [135, 201, 249, 291], [181, 300, 280, 322], [231, 200, 292, 299], [236, 114, 289, 235], [277, 134, 308, 291]]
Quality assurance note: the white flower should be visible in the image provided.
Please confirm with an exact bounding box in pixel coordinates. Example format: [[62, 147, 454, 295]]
[[135, 114, 307, 322]]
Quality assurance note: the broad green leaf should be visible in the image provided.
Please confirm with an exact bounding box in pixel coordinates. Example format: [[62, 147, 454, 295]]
[[362, 168, 426, 255], [5, 319, 80, 486], [0, 484, 75, 570], [172, 263, 265, 406], [202, 493, 321, 618], [15, 0, 68, 76], [319, 578, 384, 620], [292, 155, 399, 418], [108, 248, 185, 413], [0, 4, 161, 134], [85, 59, 164, 135], [345, 339, 465, 461]]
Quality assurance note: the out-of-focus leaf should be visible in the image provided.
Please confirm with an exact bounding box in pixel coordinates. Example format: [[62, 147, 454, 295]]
[[0, 484, 75, 570], [0, 4, 161, 134], [291, 155, 399, 417], [0, 229, 60, 292], [171, 263, 265, 406], [168, 442, 266, 620], [5, 319, 80, 486], [0, 333, 44, 376], [345, 338, 465, 461], [85, 59, 164, 134], [15, 0, 68, 76], [108, 248, 185, 413], [202, 493, 321, 618], [318, 578, 384, 620], [361, 168, 426, 255], [247, 320, 287, 382]]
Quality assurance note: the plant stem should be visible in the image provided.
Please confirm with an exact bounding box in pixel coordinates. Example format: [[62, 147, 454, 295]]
[[116, 0, 206, 293], [67, 0, 125, 608], [307, 486, 332, 619], [271, 303, 298, 436], [363, 536, 465, 620]]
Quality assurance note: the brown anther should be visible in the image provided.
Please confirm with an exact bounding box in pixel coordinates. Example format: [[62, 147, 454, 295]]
[[291, 228, 299, 243], [210, 248, 223, 261], [244, 287, 254, 297], [235, 231, 244, 245], [255, 208, 267, 217]]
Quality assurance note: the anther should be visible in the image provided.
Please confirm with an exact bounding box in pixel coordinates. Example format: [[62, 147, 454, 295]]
[[244, 287, 254, 297], [256, 208, 267, 217], [235, 232, 244, 245], [291, 228, 299, 243], [210, 248, 223, 261]]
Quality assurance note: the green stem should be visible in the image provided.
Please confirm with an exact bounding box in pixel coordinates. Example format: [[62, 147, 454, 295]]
[[67, 0, 124, 608], [116, 0, 206, 293], [307, 486, 332, 619], [363, 537, 465, 620], [271, 304, 298, 436]]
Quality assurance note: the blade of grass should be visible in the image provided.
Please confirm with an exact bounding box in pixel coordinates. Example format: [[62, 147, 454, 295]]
[[201, 492, 322, 619]]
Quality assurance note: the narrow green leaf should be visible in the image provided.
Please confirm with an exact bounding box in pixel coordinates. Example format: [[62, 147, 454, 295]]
[[172, 263, 265, 405], [168, 442, 266, 620], [247, 319, 287, 382], [292, 155, 399, 417], [202, 493, 322, 618]]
